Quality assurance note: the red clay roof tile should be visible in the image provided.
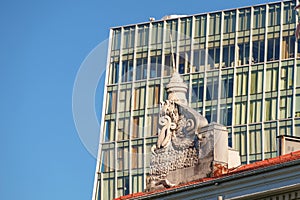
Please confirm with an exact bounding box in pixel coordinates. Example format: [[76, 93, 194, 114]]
[[114, 150, 300, 200]]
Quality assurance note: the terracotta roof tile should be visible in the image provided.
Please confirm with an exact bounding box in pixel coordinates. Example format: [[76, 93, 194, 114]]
[[114, 150, 300, 200]]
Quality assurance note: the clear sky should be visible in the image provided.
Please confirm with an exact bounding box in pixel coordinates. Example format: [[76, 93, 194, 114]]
[[0, 0, 281, 199]]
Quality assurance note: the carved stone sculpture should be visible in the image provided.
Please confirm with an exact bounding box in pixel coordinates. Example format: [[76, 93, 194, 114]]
[[146, 71, 240, 192]]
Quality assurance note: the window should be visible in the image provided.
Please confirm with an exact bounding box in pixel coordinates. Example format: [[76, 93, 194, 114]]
[[265, 98, 277, 121], [106, 90, 117, 114], [132, 174, 143, 194], [296, 95, 300, 117], [179, 51, 190, 74], [109, 61, 119, 84], [253, 6, 266, 29], [235, 101, 247, 125], [194, 15, 206, 38], [238, 9, 251, 31], [209, 13, 221, 35], [136, 54, 147, 80], [117, 176, 129, 197], [264, 126, 277, 159], [280, 96, 292, 119], [220, 104, 232, 126], [249, 100, 262, 123], [222, 44, 235, 67], [117, 141, 129, 171], [224, 11, 236, 33], [151, 22, 163, 45], [179, 18, 192, 40], [266, 66, 278, 92], [102, 176, 115, 200], [101, 143, 115, 172], [296, 120, 300, 136], [268, 4, 281, 26], [206, 77, 219, 101], [252, 39, 265, 63], [267, 37, 280, 61], [192, 78, 204, 102], [234, 127, 247, 163], [165, 20, 178, 43], [112, 29, 121, 50], [221, 74, 233, 98], [131, 140, 143, 169], [164, 53, 174, 76], [193, 49, 206, 72], [281, 65, 293, 90], [283, 1, 296, 24], [137, 25, 149, 47], [250, 69, 263, 94], [150, 50, 162, 78], [134, 86, 145, 110], [282, 35, 295, 59], [297, 64, 300, 88], [104, 120, 115, 142], [132, 116, 144, 138], [121, 59, 133, 82], [119, 88, 131, 112], [162, 80, 170, 100], [279, 120, 292, 136], [238, 42, 250, 65], [235, 70, 248, 96], [146, 113, 159, 137], [249, 126, 262, 162], [123, 27, 135, 49], [148, 84, 160, 108], [118, 117, 130, 140], [205, 106, 217, 123], [208, 44, 220, 69]]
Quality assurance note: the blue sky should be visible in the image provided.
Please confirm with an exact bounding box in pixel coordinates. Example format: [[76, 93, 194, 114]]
[[0, 0, 279, 199]]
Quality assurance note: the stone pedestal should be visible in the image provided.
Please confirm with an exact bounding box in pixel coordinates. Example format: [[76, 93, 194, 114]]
[[146, 122, 238, 192], [199, 123, 229, 176]]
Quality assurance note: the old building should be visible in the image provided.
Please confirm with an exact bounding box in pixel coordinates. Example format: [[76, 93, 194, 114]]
[[115, 150, 300, 200], [93, 0, 300, 199]]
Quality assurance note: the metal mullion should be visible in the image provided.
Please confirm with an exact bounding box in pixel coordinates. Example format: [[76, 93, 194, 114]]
[[231, 8, 239, 148], [189, 16, 195, 107], [161, 22, 166, 82], [176, 18, 180, 73], [100, 172, 103, 200], [245, 6, 255, 164], [113, 26, 125, 198], [261, 4, 269, 161], [159, 21, 166, 104], [217, 11, 224, 124], [203, 13, 209, 117], [127, 25, 139, 195], [277, 1, 284, 140], [142, 21, 152, 189], [292, 6, 298, 137]]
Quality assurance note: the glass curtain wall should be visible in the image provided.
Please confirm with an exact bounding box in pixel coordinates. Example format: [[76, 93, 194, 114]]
[[95, 1, 300, 199]]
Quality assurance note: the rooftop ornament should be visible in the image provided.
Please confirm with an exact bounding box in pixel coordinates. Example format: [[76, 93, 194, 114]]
[[146, 54, 240, 191]]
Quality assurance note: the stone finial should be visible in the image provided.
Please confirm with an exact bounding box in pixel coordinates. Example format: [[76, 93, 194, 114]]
[[166, 72, 188, 105]]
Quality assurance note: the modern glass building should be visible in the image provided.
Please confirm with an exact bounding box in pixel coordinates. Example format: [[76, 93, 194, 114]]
[[93, 0, 300, 199]]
